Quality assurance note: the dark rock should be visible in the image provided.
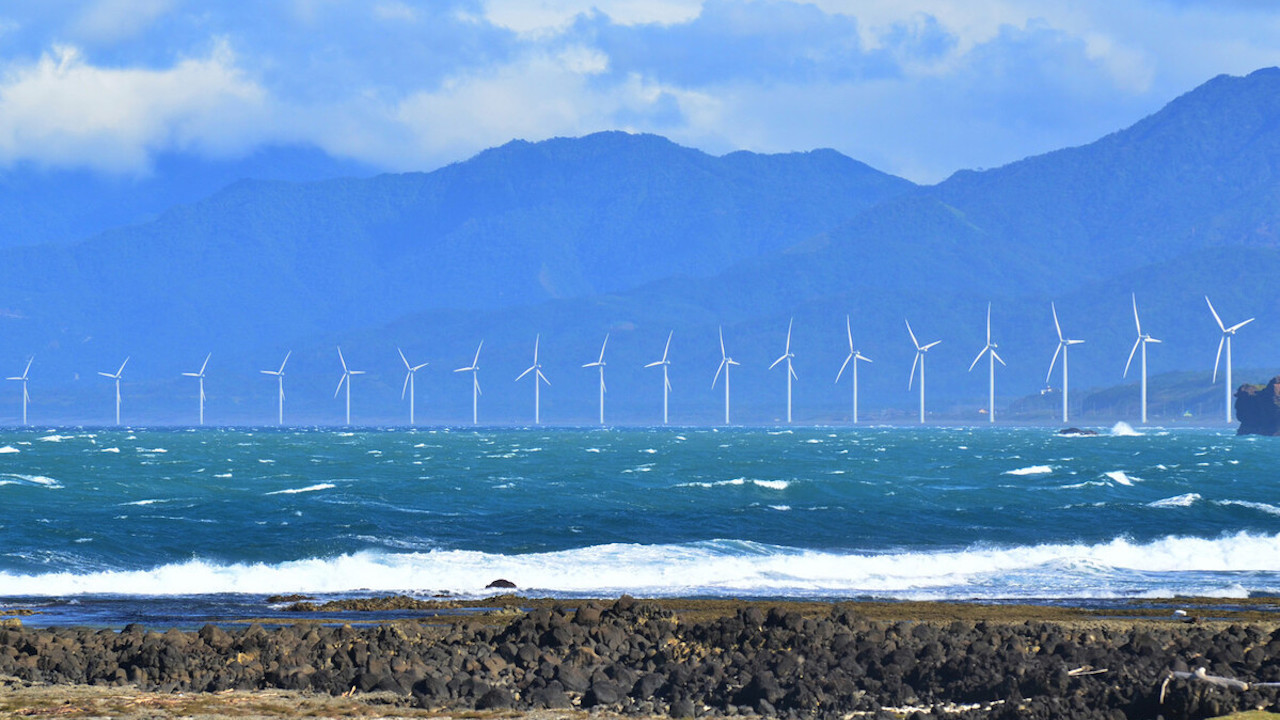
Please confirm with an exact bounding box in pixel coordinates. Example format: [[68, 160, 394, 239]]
[[528, 685, 572, 708], [1057, 427, 1099, 436], [584, 678, 625, 706], [1236, 377, 1280, 435], [476, 686, 514, 709], [486, 578, 517, 589]]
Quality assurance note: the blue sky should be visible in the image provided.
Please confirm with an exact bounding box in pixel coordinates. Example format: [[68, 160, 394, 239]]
[[1, 0, 1278, 183]]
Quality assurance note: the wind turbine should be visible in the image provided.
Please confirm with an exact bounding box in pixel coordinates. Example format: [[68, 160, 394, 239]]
[[644, 331, 673, 425], [769, 318, 798, 423], [582, 334, 608, 426], [835, 316, 871, 424], [98, 357, 129, 426], [1123, 294, 1162, 424], [7, 357, 32, 426], [398, 348, 428, 426], [515, 335, 551, 425], [712, 326, 740, 425], [260, 351, 291, 426], [1206, 296, 1254, 424], [967, 303, 1006, 423], [906, 320, 940, 424], [454, 341, 483, 426], [1046, 303, 1084, 424], [333, 347, 365, 426], [181, 353, 211, 426]]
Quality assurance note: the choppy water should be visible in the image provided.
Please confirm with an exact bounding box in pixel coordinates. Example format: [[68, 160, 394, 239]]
[[0, 424, 1277, 624]]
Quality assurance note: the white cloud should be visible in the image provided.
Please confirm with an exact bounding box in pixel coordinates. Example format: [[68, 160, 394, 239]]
[[0, 42, 271, 174], [482, 0, 703, 33], [71, 0, 177, 43]]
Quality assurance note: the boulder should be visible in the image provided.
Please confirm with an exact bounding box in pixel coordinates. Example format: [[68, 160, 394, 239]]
[[1236, 377, 1280, 435]]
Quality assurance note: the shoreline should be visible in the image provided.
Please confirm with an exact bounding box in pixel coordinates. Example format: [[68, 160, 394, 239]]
[[1, 596, 1278, 719]]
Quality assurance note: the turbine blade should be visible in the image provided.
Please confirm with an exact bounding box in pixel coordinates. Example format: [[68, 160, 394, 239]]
[[846, 315, 854, 352], [713, 359, 725, 389], [398, 347, 410, 370], [182, 372, 199, 377], [533, 334, 539, 364], [350, 370, 365, 375], [337, 346, 348, 373], [644, 360, 662, 368], [453, 366, 472, 373], [1051, 302, 1063, 342], [334, 375, 346, 398], [23, 357, 32, 378], [992, 350, 1006, 367], [516, 366, 533, 382], [98, 372, 115, 379], [665, 377, 672, 393], [1132, 293, 1141, 334], [986, 303, 991, 344], [836, 354, 852, 383], [279, 351, 291, 372], [1213, 336, 1225, 384], [538, 369, 549, 385], [905, 319, 919, 349], [909, 352, 920, 390], [769, 355, 786, 370], [857, 353, 872, 363], [785, 317, 793, 353], [599, 333, 609, 363], [662, 331, 672, 362], [402, 372, 411, 399], [601, 375, 607, 394], [968, 346, 987, 372], [1067, 339, 1085, 345], [922, 340, 941, 351], [412, 362, 428, 371], [1124, 337, 1141, 377], [475, 375, 481, 396], [789, 365, 797, 381], [728, 359, 740, 366], [1228, 318, 1255, 333], [718, 326, 726, 358], [118, 357, 129, 375], [200, 353, 210, 374], [1205, 295, 1225, 331], [1147, 337, 1162, 344], [260, 370, 277, 376], [1047, 343, 1062, 383], [473, 340, 483, 365]]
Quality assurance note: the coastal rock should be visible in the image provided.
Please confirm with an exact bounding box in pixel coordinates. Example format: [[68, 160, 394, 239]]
[[1236, 377, 1280, 435], [486, 579, 517, 589]]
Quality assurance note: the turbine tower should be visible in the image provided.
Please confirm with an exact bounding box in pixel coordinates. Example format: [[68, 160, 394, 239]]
[[967, 303, 1005, 423], [260, 351, 291, 426], [769, 318, 798, 423], [644, 331, 673, 425], [1123, 294, 1162, 424], [98, 357, 129, 426], [333, 347, 365, 426], [835, 316, 871, 424], [181, 353, 211, 426], [515, 335, 551, 425], [582, 334, 608, 426], [712, 327, 740, 425], [398, 348, 428, 426], [1046, 303, 1084, 424], [906, 320, 940, 424], [454, 341, 483, 426], [1206, 295, 1254, 424], [7, 357, 32, 426]]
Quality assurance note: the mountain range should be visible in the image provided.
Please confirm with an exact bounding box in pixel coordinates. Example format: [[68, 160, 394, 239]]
[[2, 68, 1280, 426]]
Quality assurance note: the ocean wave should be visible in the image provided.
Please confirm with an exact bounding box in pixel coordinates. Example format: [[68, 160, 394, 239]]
[[5, 532, 1280, 599], [0, 446, 20, 454], [1148, 493, 1201, 508], [1104, 470, 1139, 486], [0, 474, 62, 488], [265, 483, 336, 496], [1219, 500, 1280, 517], [678, 478, 790, 490], [1110, 422, 1142, 437], [1003, 465, 1053, 476]]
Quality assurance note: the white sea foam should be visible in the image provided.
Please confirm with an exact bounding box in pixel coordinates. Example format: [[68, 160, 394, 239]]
[[1104, 470, 1138, 486], [121, 499, 167, 506], [1219, 500, 1280, 517], [266, 483, 336, 496], [679, 478, 789, 490], [1110, 422, 1142, 437], [0, 446, 19, 454], [1003, 465, 1053, 476], [38, 435, 71, 442], [1149, 493, 1201, 508], [100, 447, 120, 453], [0, 474, 61, 488], [4, 532, 1280, 598]]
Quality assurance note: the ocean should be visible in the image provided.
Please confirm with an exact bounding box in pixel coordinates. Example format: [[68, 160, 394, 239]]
[[0, 424, 1277, 626]]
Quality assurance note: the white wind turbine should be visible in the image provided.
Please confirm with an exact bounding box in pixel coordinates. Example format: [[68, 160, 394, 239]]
[[1046, 303, 1084, 424], [98, 357, 129, 426], [1206, 296, 1254, 424], [712, 326, 740, 425], [967, 303, 1006, 423], [7, 357, 32, 426], [333, 347, 366, 426], [454, 341, 483, 426], [182, 353, 211, 426], [645, 331, 674, 425], [1123, 294, 1162, 424], [582, 334, 608, 426], [835, 316, 872, 424], [906, 320, 940, 424], [515, 335, 551, 425], [260, 351, 291, 426], [398, 348, 428, 426], [769, 318, 798, 423]]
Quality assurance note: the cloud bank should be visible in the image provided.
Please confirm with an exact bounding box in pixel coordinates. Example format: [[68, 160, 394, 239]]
[[0, 0, 1278, 182]]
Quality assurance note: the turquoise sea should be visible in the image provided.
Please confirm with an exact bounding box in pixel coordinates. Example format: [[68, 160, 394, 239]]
[[0, 424, 1277, 625]]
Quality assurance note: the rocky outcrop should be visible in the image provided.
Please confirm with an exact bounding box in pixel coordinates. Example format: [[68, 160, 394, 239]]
[[1235, 377, 1280, 435]]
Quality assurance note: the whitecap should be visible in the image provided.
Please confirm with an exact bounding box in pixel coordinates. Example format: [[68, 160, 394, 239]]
[[38, 435, 71, 442], [213, 473, 232, 479], [1219, 500, 1280, 517], [1003, 465, 1053, 476], [1149, 493, 1201, 508], [769, 505, 792, 511], [266, 483, 336, 496], [754, 479, 790, 490], [100, 447, 120, 453], [0, 474, 61, 488], [0, 446, 19, 454], [1110, 422, 1143, 437], [1104, 470, 1137, 486]]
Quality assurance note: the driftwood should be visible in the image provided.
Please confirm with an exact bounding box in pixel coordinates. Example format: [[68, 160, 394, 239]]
[[1160, 667, 1280, 704]]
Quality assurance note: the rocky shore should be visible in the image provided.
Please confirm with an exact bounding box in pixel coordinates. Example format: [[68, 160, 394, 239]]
[[1, 596, 1278, 720]]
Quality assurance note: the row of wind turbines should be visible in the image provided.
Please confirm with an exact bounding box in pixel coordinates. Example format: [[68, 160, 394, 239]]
[[2, 294, 1253, 427]]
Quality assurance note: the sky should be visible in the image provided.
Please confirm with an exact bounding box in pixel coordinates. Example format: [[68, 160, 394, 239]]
[[0, 1, 1279, 184]]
